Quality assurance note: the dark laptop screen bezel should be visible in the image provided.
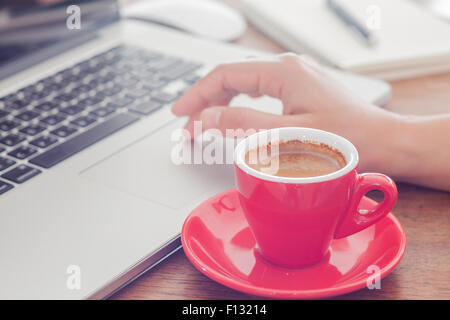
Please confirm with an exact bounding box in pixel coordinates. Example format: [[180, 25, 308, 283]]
[[0, 0, 120, 80]]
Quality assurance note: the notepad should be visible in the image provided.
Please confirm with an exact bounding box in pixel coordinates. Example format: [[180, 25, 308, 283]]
[[242, 0, 450, 80]]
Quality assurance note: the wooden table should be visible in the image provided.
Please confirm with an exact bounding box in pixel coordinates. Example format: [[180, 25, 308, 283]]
[[111, 0, 450, 300]]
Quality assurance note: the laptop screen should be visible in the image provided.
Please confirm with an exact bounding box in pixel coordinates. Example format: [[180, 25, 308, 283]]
[[0, 0, 119, 78]]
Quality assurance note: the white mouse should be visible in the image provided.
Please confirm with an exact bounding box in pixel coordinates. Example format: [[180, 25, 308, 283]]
[[122, 0, 247, 42]]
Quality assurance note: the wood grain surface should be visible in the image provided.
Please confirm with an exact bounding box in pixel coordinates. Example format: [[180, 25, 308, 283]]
[[111, 0, 450, 300]]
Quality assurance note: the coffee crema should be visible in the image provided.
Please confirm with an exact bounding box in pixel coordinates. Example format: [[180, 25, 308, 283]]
[[245, 140, 347, 178]]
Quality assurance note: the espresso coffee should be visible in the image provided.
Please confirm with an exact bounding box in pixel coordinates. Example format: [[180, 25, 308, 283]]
[[245, 140, 346, 178]]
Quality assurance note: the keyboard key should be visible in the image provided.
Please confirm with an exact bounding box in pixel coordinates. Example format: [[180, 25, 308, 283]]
[[1, 164, 41, 184], [96, 76, 111, 84], [16, 110, 40, 122], [40, 114, 66, 126], [93, 91, 106, 101], [116, 63, 137, 73], [35, 101, 58, 112], [112, 96, 133, 108], [143, 79, 167, 90], [25, 90, 50, 101], [131, 68, 155, 79], [19, 85, 38, 96], [37, 77, 56, 87], [100, 85, 122, 97], [19, 124, 46, 136], [128, 101, 162, 115], [60, 105, 84, 116], [0, 119, 21, 131], [0, 110, 9, 119], [30, 135, 58, 148], [64, 75, 82, 83], [76, 60, 91, 70], [8, 145, 38, 160], [151, 92, 177, 104], [5, 98, 28, 110], [44, 82, 66, 92], [126, 88, 149, 99], [0, 157, 16, 171], [71, 116, 96, 128], [90, 104, 116, 118], [0, 180, 14, 195], [0, 93, 17, 105], [70, 84, 92, 95], [51, 125, 77, 138], [54, 93, 75, 103], [30, 113, 139, 168], [78, 96, 103, 108], [160, 62, 200, 81], [116, 77, 138, 88], [0, 134, 26, 147], [100, 71, 116, 79], [112, 63, 135, 74], [58, 68, 76, 79], [85, 78, 101, 88]]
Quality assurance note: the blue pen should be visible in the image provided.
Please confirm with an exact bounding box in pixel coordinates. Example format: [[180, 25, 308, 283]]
[[326, 0, 378, 47]]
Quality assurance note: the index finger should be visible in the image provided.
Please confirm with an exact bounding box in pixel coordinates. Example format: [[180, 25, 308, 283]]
[[171, 59, 290, 117]]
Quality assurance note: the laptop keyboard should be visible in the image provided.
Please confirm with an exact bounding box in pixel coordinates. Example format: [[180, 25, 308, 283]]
[[0, 45, 202, 195]]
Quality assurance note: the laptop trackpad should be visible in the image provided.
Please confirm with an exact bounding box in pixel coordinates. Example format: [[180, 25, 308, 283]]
[[80, 120, 235, 210]]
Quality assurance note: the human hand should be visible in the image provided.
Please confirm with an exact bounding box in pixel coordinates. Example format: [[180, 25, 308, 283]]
[[172, 53, 404, 171]]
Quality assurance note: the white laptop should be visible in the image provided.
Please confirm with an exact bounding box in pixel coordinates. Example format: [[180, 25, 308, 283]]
[[0, 0, 391, 299]]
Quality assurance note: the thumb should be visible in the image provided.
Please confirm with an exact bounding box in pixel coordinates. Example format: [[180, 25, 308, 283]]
[[194, 106, 310, 137]]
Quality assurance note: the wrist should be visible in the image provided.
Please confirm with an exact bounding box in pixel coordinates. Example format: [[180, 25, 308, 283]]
[[356, 109, 415, 178]]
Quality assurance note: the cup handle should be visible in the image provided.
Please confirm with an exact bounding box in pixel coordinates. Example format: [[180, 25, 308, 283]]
[[334, 173, 398, 239]]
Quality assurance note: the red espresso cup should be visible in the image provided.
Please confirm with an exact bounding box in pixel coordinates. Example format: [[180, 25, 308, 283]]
[[234, 127, 397, 268]]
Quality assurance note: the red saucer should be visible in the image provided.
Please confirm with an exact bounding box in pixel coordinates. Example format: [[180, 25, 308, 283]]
[[182, 189, 406, 299]]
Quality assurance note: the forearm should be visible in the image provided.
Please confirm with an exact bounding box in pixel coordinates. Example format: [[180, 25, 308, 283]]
[[363, 112, 450, 191]]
